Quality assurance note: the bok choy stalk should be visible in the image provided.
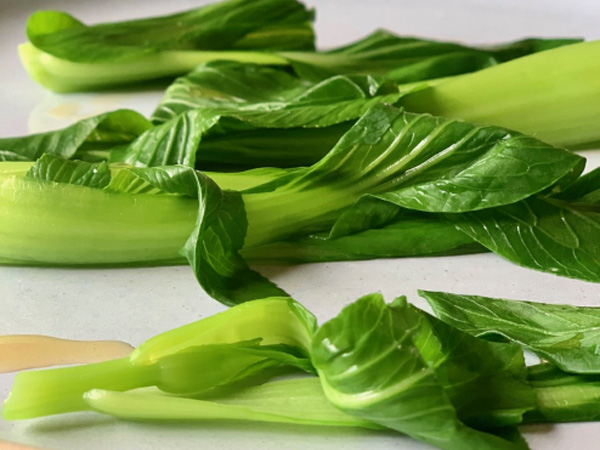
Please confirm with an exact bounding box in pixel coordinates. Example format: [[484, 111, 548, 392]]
[[83, 378, 379, 429], [401, 40, 600, 149], [1, 296, 316, 419], [19, 0, 315, 92], [0, 158, 485, 267], [525, 363, 600, 423], [20, 4, 577, 96], [0, 156, 296, 266]]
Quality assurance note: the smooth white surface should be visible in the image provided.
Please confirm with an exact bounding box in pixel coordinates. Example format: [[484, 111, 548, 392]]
[[1, 1, 599, 449]]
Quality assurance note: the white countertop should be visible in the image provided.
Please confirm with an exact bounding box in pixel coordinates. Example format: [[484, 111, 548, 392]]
[[1, 1, 599, 449]]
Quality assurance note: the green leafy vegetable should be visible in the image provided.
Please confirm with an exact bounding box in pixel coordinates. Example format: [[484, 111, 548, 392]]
[[184, 103, 580, 302], [240, 104, 581, 244], [312, 293, 531, 450], [420, 290, 600, 373], [9, 290, 600, 450], [27, 154, 111, 188], [20, 0, 314, 92], [556, 167, 600, 204]]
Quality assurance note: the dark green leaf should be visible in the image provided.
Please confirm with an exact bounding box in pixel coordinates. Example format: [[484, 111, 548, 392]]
[[303, 105, 582, 213], [151, 60, 313, 124], [112, 110, 220, 168], [403, 306, 534, 430], [118, 62, 406, 169], [181, 171, 288, 305], [243, 216, 484, 263], [282, 30, 579, 82], [449, 196, 600, 282], [421, 290, 600, 373], [555, 167, 600, 204]]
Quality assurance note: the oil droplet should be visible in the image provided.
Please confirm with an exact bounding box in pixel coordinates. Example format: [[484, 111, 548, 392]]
[[47, 103, 82, 119], [0, 439, 48, 450], [0, 335, 134, 373]]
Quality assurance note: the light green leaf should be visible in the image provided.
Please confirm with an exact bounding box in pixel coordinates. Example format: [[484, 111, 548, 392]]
[[27, 154, 111, 188], [312, 293, 529, 450]]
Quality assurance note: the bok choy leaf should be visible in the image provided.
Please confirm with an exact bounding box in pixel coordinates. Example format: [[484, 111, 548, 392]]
[[420, 290, 600, 374], [0, 109, 150, 162], [117, 64, 406, 169], [311, 293, 532, 450], [282, 29, 579, 82], [191, 104, 581, 302], [242, 216, 484, 263], [448, 195, 600, 283]]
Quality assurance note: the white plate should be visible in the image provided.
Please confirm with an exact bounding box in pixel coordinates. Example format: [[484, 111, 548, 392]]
[[1, 1, 599, 449]]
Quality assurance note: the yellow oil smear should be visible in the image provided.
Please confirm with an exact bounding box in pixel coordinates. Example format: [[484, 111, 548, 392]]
[[47, 103, 82, 119], [0, 439, 47, 450], [0, 335, 134, 373]]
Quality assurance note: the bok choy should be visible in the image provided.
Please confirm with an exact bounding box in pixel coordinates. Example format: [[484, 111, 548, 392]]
[[1, 104, 589, 304], [19, 0, 315, 92], [8, 291, 600, 450]]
